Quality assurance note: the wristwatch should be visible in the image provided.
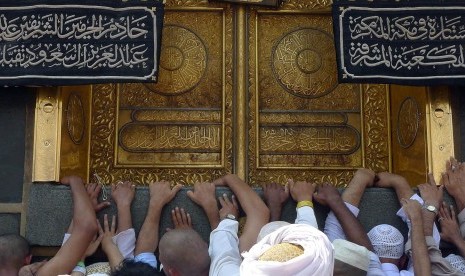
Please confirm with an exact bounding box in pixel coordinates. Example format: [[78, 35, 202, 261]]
[[422, 203, 438, 215], [222, 214, 237, 221]]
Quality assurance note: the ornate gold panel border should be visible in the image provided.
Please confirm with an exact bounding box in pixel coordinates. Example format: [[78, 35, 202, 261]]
[[247, 8, 391, 186], [88, 6, 234, 185]]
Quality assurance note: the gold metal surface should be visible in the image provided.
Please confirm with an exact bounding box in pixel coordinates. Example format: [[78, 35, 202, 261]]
[[31, 0, 455, 187], [33, 88, 61, 182], [59, 86, 92, 181], [88, 4, 234, 185], [247, 8, 390, 186], [390, 85, 428, 186], [427, 86, 455, 184], [236, 6, 247, 180]]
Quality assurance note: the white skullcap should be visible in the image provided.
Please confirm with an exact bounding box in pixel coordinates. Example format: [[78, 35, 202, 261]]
[[257, 221, 291, 242], [241, 223, 334, 276], [367, 224, 404, 259], [333, 239, 370, 271], [446, 254, 465, 273]]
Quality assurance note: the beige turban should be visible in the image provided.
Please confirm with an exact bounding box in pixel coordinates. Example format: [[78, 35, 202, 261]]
[[240, 224, 334, 276]]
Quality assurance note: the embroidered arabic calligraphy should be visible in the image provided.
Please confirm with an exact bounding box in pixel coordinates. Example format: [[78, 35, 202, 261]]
[[334, 4, 465, 84], [0, 2, 162, 85]]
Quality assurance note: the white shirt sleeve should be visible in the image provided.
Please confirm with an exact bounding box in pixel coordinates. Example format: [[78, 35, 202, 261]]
[[208, 219, 241, 276], [295, 206, 318, 228], [396, 193, 440, 245], [323, 202, 359, 242]]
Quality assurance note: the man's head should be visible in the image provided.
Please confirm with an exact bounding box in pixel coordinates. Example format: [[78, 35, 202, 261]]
[[159, 228, 210, 276], [241, 224, 334, 275], [367, 224, 404, 261], [111, 259, 161, 276], [0, 234, 31, 273]]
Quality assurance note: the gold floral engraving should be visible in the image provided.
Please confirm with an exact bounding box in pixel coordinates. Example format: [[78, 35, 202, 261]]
[[281, 0, 332, 10], [144, 25, 207, 96], [272, 28, 337, 98], [88, 7, 234, 185], [363, 84, 390, 172]]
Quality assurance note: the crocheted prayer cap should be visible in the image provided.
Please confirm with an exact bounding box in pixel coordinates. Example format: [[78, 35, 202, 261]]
[[446, 254, 465, 273], [367, 224, 404, 259]]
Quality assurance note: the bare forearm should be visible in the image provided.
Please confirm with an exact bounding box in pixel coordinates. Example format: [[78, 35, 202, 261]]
[[329, 199, 373, 251], [69, 182, 97, 234], [135, 204, 162, 254], [393, 181, 414, 203], [269, 206, 282, 221], [117, 205, 133, 232], [205, 208, 220, 229], [104, 242, 124, 270], [222, 174, 269, 217], [422, 210, 436, 236], [410, 218, 431, 275], [454, 238, 465, 258]]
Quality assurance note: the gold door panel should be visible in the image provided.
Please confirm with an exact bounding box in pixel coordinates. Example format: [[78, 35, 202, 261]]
[[33, 0, 455, 187], [247, 7, 390, 185], [88, 4, 234, 184]]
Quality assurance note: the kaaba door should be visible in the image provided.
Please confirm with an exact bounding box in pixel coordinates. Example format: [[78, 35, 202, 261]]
[[33, 0, 455, 187]]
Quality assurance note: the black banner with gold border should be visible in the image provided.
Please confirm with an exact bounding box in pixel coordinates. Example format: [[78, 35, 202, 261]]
[[333, 1, 465, 85], [0, 0, 163, 86]]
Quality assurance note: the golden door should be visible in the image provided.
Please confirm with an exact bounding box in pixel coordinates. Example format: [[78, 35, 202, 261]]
[[32, 0, 455, 187]]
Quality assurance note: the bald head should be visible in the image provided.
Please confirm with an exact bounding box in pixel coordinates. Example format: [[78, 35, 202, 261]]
[[159, 229, 210, 276], [0, 234, 31, 271]]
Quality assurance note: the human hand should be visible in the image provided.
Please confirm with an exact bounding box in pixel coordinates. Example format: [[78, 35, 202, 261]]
[[375, 172, 408, 188], [418, 173, 444, 209], [442, 157, 465, 197], [218, 193, 239, 220], [438, 202, 462, 244], [401, 198, 422, 221], [61, 175, 84, 186], [167, 207, 192, 231], [353, 168, 376, 187], [87, 183, 110, 212], [101, 214, 117, 253], [149, 181, 182, 208], [289, 179, 315, 202], [263, 182, 289, 210], [111, 181, 135, 208], [313, 183, 343, 206], [187, 182, 218, 210], [83, 225, 104, 258], [18, 260, 47, 276]]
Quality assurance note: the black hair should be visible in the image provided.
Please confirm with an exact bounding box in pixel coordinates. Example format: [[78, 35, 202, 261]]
[[111, 259, 164, 276]]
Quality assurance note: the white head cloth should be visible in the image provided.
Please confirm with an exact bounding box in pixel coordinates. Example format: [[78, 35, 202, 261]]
[[240, 224, 334, 276]]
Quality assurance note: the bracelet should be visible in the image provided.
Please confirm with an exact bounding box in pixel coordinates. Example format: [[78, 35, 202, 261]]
[[72, 265, 86, 274], [76, 261, 85, 268], [297, 200, 313, 209]]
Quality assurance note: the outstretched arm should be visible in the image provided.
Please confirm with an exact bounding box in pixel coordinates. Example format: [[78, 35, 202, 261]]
[[314, 183, 373, 250], [289, 179, 318, 228], [341, 168, 375, 207], [112, 181, 136, 233], [214, 174, 270, 252], [375, 172, 414, 203], [187, 182, 220, 229], [402, 199, 431, 276], [135, 181, 182, 255], [101, 214, 124, 270], [38, 176, 98, 276], [439, 202, 465, 258], [263, 182, 289, 221]]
